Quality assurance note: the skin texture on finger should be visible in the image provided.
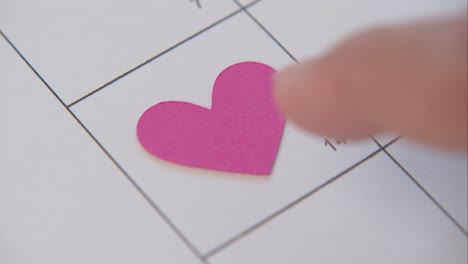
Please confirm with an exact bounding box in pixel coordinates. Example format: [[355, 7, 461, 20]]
[[275, 16, 467, 150]]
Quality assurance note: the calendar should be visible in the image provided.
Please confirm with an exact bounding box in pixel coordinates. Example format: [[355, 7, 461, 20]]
[[1, 1, 467, 263]]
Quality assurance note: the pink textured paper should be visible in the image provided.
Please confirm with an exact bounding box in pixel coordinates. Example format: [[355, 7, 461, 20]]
[[137, 62, 285, 175]]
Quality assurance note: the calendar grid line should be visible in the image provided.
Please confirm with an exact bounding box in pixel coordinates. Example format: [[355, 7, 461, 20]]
[[239, 0, 467, 237], [238, 0, 392, 159], [0, 29, 209, 264], [233, 0, 298, 63], [373, 138, 468, 236], [203, 144, 390, 259], [238, 1, 467, 238], [237, 0, 399, 161], [196, 3, 403, 257], [1, 30, 68, 108], [67, 0, 263, 108], [66, 8, 242, 108], [4, 2, 463, 262]]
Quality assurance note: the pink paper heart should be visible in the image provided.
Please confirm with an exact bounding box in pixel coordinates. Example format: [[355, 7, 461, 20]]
[[137, 62, 285, 175]]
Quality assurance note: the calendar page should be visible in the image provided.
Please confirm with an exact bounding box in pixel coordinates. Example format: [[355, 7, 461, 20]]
[[1, 1, 467, 264]]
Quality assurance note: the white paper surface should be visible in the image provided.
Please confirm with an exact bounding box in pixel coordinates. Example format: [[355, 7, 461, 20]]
[[2, 1, 467, 263]]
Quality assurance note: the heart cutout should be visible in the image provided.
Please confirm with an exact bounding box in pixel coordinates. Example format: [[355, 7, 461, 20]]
[[137, 62, 285, 175]]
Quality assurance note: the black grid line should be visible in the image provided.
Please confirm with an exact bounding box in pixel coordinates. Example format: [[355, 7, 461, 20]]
[[0, 29, 209, 264], [236, 0, 467, 237], [67, 0, 263, 108], [237, 0, 392, 163], [201, 137, 410, 259], [373, 138, 468, 236], [199, 2, 399, 258], [191, 0, 202, 9], [203, 145, 389, 259], [233, 0, 298, 63], [6, 1, 463, 263]]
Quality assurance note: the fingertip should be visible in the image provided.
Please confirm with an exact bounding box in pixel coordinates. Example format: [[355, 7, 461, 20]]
[[274, 60, 340, 135], [274, 64, 299, 116], [273, 55, 380, 139], [273, 60, 321, 126]]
